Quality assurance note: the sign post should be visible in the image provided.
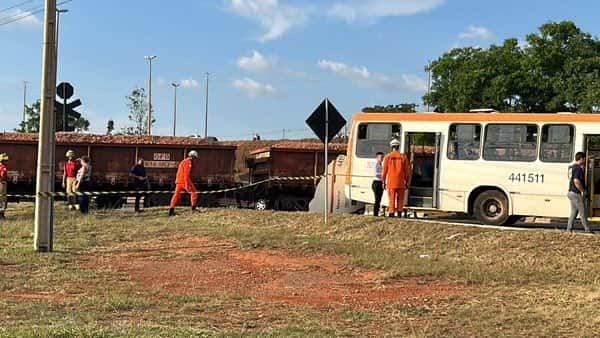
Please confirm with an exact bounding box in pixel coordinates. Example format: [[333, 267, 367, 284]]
[[306, 98, 346, 224], [324, 98, 329, 224]]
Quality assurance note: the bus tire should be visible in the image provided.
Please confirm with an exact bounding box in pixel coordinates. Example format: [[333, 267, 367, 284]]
[[473, 190, 509, 226]]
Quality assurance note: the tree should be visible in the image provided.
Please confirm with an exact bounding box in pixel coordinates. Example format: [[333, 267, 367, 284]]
[[362, 103, 418, 113], [15, 99, 90, 132], [122, 87, 154, 135], [424, 21, 600, 113], [16, 100, 41, 132], [106, 120, 115, 135]]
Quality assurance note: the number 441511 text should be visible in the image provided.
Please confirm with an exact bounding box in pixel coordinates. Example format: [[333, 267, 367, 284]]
[[508, 173, 545, 184]]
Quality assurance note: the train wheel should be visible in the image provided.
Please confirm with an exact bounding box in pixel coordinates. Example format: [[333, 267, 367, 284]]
[[473, 190, 509, 226], [255, 198, 268, 211]]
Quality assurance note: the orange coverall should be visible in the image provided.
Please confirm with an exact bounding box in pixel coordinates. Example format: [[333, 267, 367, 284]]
[[169, 158, 198, 208], [382, 150, 411, 215]]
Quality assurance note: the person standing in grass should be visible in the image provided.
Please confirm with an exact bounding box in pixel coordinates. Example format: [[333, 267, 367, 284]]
[[130, 158, 148, 213], [76, 156, 92, 214], [169, 150, 199, 216], [372, 152, 385, 216], [62, 150, 81, 211], [0, 153, 8, 219], [382, 139, 411, 218], [567, 152, 593, 233]]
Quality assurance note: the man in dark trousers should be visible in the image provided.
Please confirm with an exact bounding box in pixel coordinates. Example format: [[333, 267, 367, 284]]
[[372, 152, 385, 216], [567, 152, 593, 233], [130, 158, 148, 213]]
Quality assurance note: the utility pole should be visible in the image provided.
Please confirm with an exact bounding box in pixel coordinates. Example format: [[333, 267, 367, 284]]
[[171, 82, 180, 137], [204, 72, 209, 139], [145, 55, 157, 135], [22, 81, 28, 125], [56, 8, 68, 131], [426, 60, 432, 112], [34, 0, 57, 252]]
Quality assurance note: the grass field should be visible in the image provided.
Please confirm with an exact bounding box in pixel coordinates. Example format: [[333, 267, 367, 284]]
[[2, 204, 600, 337]]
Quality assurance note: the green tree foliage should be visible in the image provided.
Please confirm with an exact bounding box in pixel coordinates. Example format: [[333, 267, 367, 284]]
[[15, 99, 90, 132], [424, 21, 600, 113], [122, 88, 154, 135], [362, 103, 418, 113]]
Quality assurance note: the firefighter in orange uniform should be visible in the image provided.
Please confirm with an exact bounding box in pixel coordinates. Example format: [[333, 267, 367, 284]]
[[0, 153, 8, 219], [169, 150, 199, 216], [382, 139, 411, 217]]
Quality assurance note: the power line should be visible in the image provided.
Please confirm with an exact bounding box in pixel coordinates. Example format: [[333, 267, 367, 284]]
[[0, 0, 70, 27], [0, 0, 36, 14]]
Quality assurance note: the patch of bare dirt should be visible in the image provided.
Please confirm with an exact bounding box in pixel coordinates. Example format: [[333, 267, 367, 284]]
[[0, 291, 72, 301], [85, 236, 461, 308]]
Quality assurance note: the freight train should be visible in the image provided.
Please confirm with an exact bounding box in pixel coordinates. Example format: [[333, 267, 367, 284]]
[[0, 132, 236, 208], [0, 133, 348, 211], [242, 141, 346, 210]]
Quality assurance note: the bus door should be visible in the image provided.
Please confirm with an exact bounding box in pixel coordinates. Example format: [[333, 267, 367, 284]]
[[584, 135, 600, 220], [404, 132, 441, 209]]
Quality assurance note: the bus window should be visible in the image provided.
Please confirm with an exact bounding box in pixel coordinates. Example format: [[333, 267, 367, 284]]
[[356, 123, 401, 158], [483, 124, 538, 162], [447, 124, 481, 160], [540, 124, 574, 163]]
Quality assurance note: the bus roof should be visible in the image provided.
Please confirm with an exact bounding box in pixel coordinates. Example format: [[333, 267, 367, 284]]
[[352, 112, 600, 123]]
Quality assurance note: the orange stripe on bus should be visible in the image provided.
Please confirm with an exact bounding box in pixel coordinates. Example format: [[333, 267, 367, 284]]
[[352, 112, 600, 123]]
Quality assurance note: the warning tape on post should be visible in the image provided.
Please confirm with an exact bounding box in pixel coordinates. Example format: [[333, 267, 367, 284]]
[[0, 176, 324, 199]]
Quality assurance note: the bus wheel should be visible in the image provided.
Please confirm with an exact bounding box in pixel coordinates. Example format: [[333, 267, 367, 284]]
[[473, 190, 509, 226]]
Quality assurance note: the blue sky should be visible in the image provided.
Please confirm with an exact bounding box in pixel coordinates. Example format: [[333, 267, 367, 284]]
[[0, 0, 598, 139]]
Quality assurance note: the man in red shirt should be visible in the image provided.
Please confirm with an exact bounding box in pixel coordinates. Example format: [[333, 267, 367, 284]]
[[63, 150, 81, 211], [169, 150, 199, 216], [0, 153, 9, 219]]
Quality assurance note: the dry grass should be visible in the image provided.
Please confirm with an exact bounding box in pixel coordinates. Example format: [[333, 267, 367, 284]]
[[1, 204, 600, 337]]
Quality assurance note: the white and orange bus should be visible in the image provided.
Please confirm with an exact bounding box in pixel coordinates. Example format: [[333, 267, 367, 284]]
[[341, 111, 600, 226]]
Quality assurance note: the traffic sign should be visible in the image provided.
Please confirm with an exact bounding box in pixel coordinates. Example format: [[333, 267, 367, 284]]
[[56, 82, 74, 100], [55, 82, 82, 131], [306, 99, 346, 144], [305, 98, 346, 225]]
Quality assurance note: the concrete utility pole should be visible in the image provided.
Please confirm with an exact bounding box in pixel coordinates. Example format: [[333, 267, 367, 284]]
[[34, 0, 57, 252], [145, 55, 157, 135], [56, 8, 68, 131], [204, 72, 209, 139], [22, 81, 28, 125], [171, 82, 180, 137]]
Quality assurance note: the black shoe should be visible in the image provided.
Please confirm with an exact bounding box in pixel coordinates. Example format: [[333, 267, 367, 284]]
[[585, 229, 595, 234], [388, 213, 396, 218], [168, 208, 175, 216], [0, 213, 5, 220], [135, 209, 144, 213]]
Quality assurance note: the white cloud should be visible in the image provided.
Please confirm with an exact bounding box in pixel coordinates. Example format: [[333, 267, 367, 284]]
[[180, 78, 200, 89], [459, 25, 493, 40], [318, 59, 426, 92], [232, 77, 277, 98], [400, 74, 428, 92], [237, 50, 272, 72], [227, 0, 309, 42], [1, 9, 42, 29], [328, 0, 444, 23]]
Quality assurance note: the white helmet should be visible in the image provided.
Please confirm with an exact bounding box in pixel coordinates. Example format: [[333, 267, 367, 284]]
[[390, 139, 401, 147], [188, 150, 199, 158], [65, 150, 75, 158]]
